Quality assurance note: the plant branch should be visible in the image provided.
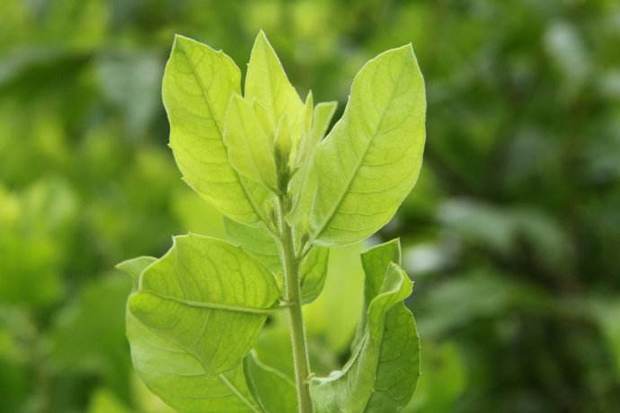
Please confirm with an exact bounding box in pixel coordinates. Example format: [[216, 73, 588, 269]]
[[276, 195, 313, 413]]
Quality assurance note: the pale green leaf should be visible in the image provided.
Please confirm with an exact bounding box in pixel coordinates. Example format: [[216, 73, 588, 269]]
[[311, 240, 420, 412], [288, 101, 338, 239], [224, 217, 330, 303], [304, 243, 364, 352], [244, 352, 297, 413], [288, 92, 315, 166], [224, 95, 278, 191], [308, 45, 426, 245], [300, 246, 330, 304], [360, 239, 401, 312], [405, 342, 465, 413], [88, 388, 131, 413], [245, 31, 304, 130], [116, 256, 156, 289], [311, 102, 338, 143], [128, 311, 262, 412], [123, 237, 276, 412], [294, 100, 337, 169], [128, 234, 280, 374], [49, 276, 132, 398], [163, 34, 270, 225], [224, 217, 281, 274]]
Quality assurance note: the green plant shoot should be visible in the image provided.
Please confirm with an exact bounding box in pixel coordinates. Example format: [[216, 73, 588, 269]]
[[117, 31, 426, 413]]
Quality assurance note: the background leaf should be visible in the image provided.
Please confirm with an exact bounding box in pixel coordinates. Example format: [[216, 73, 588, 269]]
[[244, 352, 297, 413]]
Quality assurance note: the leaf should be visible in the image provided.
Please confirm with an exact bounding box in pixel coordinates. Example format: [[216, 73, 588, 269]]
[[304, 243, 365, 352], [245, 31, 304, 131], [311, 240, 420, 412], [360, 239, 401, 312], [300, 246, 330, 304], [224, 95, 278, 191], [124, 235, 279, 412], [224, 217, 281, 274], [49, 275, 133, 399], [244, 352, 297, 413], [224, 217, 330, 303], [288, 101, 338, 234], [128, 312, 262, 412], [128, 234, 280, 375], [163, 34, 270, 225], [288, 92, 315, 166], [116, 256, 155, 290], [308, 45, 426, 246], [405, 342, 465, 413], [88, 388, 131, 413], [295, 101, 338, 169]]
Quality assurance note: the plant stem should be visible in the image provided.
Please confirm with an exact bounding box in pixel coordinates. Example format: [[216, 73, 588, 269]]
[[277, 197, 313, 413]]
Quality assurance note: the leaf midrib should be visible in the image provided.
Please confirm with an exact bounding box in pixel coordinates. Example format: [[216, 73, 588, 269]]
[[141, 290, 274, 315]]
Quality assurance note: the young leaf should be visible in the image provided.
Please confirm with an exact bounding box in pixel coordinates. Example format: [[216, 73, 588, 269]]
[[294, 101, 338, 169], [163, 35, 270, 225], [360, 239, 401, 312], [308, 45, 426, 246], [299, 247, 330, 304], [304, 243, 365, 352], [245, 31, 304, 130], [244, 352, 297, 412], [223, 95, 279, 191], [224, 217, 281, 274], [224, 218, 330, 303], [311, 240, 420, 412], [128, 234, 280, 375], [116, 256, 156, 290], [288, 101, 338, 232]]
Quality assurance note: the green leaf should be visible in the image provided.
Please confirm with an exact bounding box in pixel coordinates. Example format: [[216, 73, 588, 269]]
[[48, 275, 133, 401], [128, 234, 280, 374], [245, 31, 304, 130], [128, 312, 262, 412], [224, 217, 281, 275], [308, 45, 426, 246], [116, 256, 155, 290], [224, 217, 330, 303], [288, 101, 338, 234], [311, 240, 420, 412], [123, 235, 280, 412], [88, 388, 131, 413], [224, 95, 278, 191], [163, 34, 270, 225], [295, 101, 337, 169], [304, 243, 365, 352], [405, 342, 465, 413], [244, 352, 297, 413], [360, 239, 401, 313], [300, 247, 330, 304]]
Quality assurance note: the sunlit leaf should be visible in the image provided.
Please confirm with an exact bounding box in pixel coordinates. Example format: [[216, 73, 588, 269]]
[[163, 35, 271, 225], [311, 240, 420, 412], [122, 234, 281, 412], [308, 45, 426, 246]]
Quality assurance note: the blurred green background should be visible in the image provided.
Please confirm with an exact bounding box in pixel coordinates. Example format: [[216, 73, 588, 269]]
[[1, 0, 619, 412]]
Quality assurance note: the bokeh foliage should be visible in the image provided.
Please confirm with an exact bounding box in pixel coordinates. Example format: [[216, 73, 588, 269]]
[[1, 0, 619, 412]]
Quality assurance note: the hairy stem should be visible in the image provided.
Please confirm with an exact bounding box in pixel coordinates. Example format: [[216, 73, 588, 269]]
[[277, 196, 313, 413]]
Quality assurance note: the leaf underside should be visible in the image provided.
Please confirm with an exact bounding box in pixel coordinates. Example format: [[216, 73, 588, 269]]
[[120, 235, 281, 412], [311, 240, 421, 412]]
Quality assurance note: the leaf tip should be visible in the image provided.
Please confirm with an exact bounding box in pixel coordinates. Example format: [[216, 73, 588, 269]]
[[171, 33, 193, 51]]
